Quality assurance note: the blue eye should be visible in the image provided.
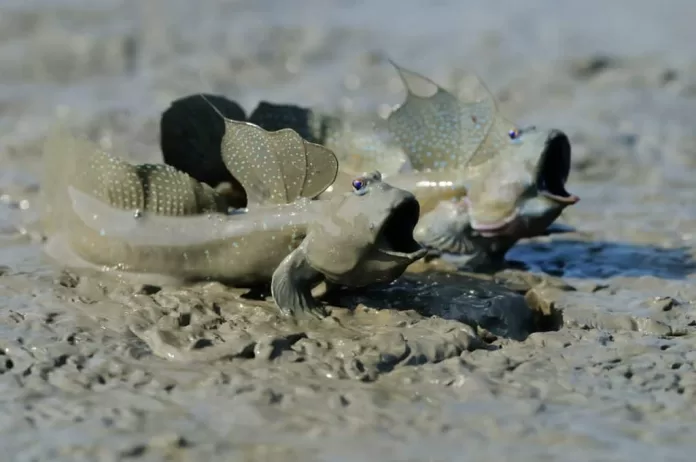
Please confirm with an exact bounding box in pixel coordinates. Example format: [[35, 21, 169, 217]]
[[508, 129, 519, 140], [352, 178, 368, 195]]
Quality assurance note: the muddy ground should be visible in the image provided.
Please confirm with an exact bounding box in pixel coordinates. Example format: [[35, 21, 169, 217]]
[[2, 0, 696, 460]]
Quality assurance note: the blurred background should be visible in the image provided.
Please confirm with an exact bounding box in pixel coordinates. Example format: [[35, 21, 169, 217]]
[[2, 0, 696, 150], [2, 1, 696, 460], [3, 0, 696, 244]]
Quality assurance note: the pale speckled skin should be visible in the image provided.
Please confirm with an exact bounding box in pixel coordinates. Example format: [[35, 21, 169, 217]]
[[322, 169, 466, 217], [322, 60, 580, 271], [39, 120, 426, 318], [385, 62, 579, 270], [225, 69, 578, 270], [320, 132, 576, 271], [157, 82, 578, 272]]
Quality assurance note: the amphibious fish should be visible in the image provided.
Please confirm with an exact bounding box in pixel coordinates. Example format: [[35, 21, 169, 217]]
[[39, 115, 426, 318], [158, 58, 579, 272], [380, 60, 579, 269], [240, 62, 580, 271]]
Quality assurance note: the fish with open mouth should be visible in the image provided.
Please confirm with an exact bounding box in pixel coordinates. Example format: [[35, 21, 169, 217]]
[[38, 112, 426, 319], [157, 61, 579, 272], [380, 60, 579, 270]]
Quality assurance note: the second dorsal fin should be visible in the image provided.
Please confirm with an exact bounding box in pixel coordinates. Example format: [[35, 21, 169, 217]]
[[201, 95, 339, 206]]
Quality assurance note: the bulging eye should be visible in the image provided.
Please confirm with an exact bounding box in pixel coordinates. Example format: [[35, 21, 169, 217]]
[[509, 125, 536, 142], [352, 178, 368, 195]]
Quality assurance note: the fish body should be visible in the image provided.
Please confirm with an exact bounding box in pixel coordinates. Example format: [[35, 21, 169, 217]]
[[157, 71, 579, 273], [40, 115, 425, 318]]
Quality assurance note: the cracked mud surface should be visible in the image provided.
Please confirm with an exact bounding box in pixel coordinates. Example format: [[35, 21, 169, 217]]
[[3, 1, 696, 460]]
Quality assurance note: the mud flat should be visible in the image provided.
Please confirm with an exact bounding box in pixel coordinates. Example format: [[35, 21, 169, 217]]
[[2, 0, 696, 460]]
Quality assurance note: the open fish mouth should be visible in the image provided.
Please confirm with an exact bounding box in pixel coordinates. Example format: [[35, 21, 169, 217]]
[[536, 130, 580, 204], [468, 130, 579, 237], [377, 195, 427, 258]]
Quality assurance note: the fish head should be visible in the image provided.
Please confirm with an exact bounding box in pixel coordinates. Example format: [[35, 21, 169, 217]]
[[304, 170, 426, 286], [413, 127, 579, 270], [465, 127, 579, 239]]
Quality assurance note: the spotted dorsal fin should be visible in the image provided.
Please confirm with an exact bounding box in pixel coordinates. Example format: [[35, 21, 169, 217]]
[[386, 59, 517, 171], [205, 96, 338, 206], [248, 101, 408, 178], [39, 128, 227, 238]]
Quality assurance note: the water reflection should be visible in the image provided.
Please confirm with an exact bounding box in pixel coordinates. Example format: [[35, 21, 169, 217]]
[[508, 238, 696, 280], [324, 272, 552, 341]]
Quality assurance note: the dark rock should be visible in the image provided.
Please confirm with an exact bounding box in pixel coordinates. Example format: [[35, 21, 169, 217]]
[[160, 93, 247, 207], [248, 101, 339, 145]]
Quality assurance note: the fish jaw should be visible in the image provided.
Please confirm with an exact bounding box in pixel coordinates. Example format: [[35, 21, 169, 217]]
[[412, 198, 522, 272], [304, 171, 426, 287], [413, 199, 476, 255]]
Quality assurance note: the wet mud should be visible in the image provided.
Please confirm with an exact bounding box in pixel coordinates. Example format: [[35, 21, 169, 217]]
[[3, 0, 696, 460]]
